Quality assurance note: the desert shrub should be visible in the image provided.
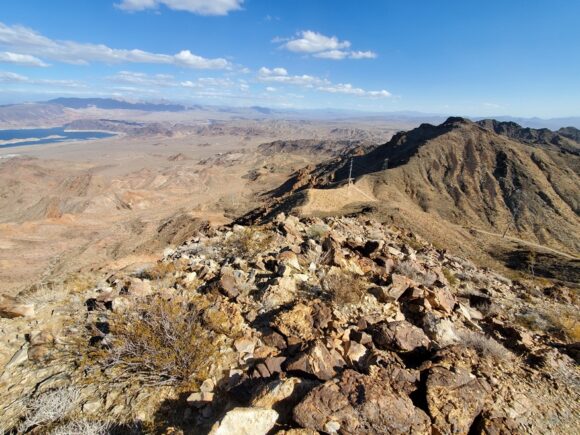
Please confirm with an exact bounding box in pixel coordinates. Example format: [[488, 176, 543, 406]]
[[144, 261, 177, 281], [20, 388, 81, 432], [515, 309, 551, 332], [306, 224, 331, 241], [442, 268, 458, 287], [458, 330, 513, 360], [225, 227, 274, 259], [88, 296, 224, 390], [50, 420, 110, 435], [546, 310, 580, 342], [322, 270, 367, 304], [395, 260, 436, 287]]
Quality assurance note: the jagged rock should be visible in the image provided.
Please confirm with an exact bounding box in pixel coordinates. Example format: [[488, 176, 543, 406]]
[[187, 391, 214, 407], [344, 340, 368, 365], [422, 314, 460, 347], [260, 276, 297, 310], [293, 367, 430, 434], [262, 328, 287, 350], [277, 250, 302, 276], [0, 294, 34, 318], [286, 340, 346, 380], [426, 350, 491, 434], [251, 377, 318, 423], [209, 407, 278, 435], [272, 303, 315, 341], [425, 287, 457, 314], [473, 412, 521, 435], [371, 320, 430, 352]]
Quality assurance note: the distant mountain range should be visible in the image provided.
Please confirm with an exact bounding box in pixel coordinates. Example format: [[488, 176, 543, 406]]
[[0, 97, 578, 129]]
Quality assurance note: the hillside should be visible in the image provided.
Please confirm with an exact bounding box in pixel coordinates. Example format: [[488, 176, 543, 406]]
[[240, 117, 580, 279], [1, 215, 577, 433]]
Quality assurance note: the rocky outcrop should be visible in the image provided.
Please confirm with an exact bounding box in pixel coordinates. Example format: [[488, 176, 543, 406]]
[[1, 214, 578, 434]]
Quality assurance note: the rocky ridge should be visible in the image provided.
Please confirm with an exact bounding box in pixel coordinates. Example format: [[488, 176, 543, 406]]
[[1, 214, 578, 433]]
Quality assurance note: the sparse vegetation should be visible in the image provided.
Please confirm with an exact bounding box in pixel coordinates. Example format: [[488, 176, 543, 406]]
[[20, 388, 81, 433], [50, 420, 110, 435], [306, 224, 331, 240], [458, 330, 513, 360], [395, 260, 437, 286], [225, 227, 275, 259], [442, 268, 458, 286], [85, 295, 225, 390], [322, 269, 367, 304]]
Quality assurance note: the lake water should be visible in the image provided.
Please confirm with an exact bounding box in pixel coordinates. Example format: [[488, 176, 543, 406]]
[[0, 127, 116, 148]]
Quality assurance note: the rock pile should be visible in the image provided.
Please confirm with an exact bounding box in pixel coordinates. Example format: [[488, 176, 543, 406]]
[[1, 214, 578, 433]]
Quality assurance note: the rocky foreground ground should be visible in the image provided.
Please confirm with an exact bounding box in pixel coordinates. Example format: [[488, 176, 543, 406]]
[[1, 214, 579, 434]]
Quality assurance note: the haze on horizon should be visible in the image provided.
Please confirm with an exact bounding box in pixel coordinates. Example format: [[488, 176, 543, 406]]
[[0, 0, 578, 118]]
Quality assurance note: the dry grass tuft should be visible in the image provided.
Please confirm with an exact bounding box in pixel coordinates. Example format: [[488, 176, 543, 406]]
[[225, 227, 275, 259], [395, 260, 437, 287], [50, 420, 110, 435], [442, 268, 458, 287], [84, 296, 226, 390], [20, 388, 81, 433], [458, 330, 513, 360], [322, 269, 367, 304]]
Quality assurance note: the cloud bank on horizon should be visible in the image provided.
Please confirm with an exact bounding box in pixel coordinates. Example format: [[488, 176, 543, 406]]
[[0, 0, 578, 117]]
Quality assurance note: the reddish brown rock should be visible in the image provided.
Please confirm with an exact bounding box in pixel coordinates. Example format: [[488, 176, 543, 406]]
[[293, 367, 430, 434], [426, 364, 491, 434], [371, 320, 431, 352], [286, 340, 346, 381]]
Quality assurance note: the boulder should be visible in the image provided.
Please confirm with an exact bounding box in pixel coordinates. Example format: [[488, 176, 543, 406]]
[[209, 407, 278, 435], [272, 303, 315, 341], [425, 287, 456, 314], [260, 276, 297, 310], [286, 340, 346, 381], [251, 377, 318, 423], [426, 364, 491, 434], [371, 320, 430, 352], [293, 367, 430, 434]]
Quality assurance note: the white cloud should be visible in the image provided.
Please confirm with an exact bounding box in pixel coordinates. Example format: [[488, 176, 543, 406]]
[[116, 0, 243, 15], [0, 71, 28, 82], [279, 30, 377, 60], [174, 50, 230, 69], [318, 83, 391, 98], [258, 66, 329, 86], [283, 30, 350, 53], [349, 50, 377, 59], [265, 86, 276, 92], [109, 71, 175, 86], [0, 22, 230, 69], [0, 71, 84, 87], [313, 50, 348, 60], [257, 67, 390, 98], [0, 51, 48, 67]]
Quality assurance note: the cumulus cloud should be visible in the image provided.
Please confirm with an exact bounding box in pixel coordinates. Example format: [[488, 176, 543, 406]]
[[0, 22, 230, 69], [0, 51, 48, 67], [116, 0, 243, 15], [318, 83, 391, 98], [279, 30, 377, 60], [283, 30, 350, 53], [258, 66, 329, 86], [257, 67, 390, 98]]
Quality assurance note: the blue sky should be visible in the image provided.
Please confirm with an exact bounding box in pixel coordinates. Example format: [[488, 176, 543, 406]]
[[0, 0, 578, 117]]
